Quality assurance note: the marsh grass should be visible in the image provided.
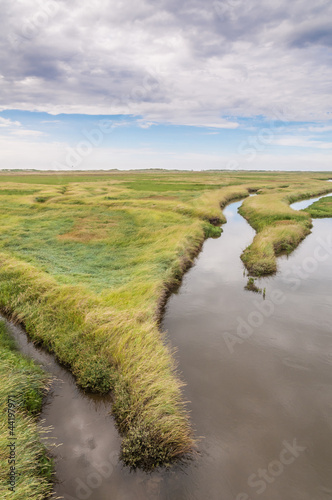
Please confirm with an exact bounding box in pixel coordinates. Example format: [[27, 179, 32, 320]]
[[245, 277, 262, 293], [0, 170, 331, 470], [0, 321, 53, 499], [305, 196, 332, 218], [239, 181, 332, 275]]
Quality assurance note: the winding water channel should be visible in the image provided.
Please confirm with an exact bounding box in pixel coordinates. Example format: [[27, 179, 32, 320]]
[[5, 192, 332, 500]]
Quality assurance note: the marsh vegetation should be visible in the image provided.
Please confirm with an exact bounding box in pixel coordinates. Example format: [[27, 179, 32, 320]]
[[0, 320, 52, 500], [0, 170, 331, 489], [305, 196, 332, 218]]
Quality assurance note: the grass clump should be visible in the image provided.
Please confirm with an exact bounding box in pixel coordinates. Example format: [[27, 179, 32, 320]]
[[245, 277, 262, 293], [305, 196, 332, 218], [0, 320, 53, 499], [34, 196, 50, 203], [239, 182, 332, 275]]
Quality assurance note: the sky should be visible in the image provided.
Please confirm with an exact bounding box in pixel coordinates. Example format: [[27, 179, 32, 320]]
[[0, 0, 331, 171]]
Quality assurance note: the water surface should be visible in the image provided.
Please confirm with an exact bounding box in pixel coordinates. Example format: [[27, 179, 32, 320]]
[[162, 200, 332, 500]]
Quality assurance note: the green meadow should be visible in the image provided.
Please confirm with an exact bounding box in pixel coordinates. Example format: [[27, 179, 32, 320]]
[[0, 169, 331, 485]]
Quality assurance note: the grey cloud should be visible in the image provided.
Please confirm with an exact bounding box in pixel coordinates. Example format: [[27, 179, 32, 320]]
[[290, 24, 332, 48], [0, 0, 331, 124]]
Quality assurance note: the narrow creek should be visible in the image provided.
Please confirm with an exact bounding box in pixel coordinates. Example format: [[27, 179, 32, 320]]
[[5, 193, 332, 500], [290, 192, 332, 210]]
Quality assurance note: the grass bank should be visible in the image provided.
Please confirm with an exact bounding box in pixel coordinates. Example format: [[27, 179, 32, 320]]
[[239, 182, 332, 275], [0, 170, 331, 470], [0, 320, 53, 499], [305, 196, 332, 218]]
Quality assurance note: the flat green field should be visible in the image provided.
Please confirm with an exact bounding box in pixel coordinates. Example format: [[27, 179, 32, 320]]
[[0, 170, 331, 482]]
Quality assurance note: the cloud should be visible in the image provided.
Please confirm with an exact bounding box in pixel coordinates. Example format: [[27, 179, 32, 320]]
[[272, 135, 332, 149], [41, 119, 62, 124], [0, 115, 45, 138], [0, 117, 21, 128], [289, 21, 332, 48], [306, 125, 332, 133], [0, 134, 331, 172], [190, 121, 239, 129], [137, 120, 156, 129], [10, 129, 44, 137], [0, 0, 331, 126]]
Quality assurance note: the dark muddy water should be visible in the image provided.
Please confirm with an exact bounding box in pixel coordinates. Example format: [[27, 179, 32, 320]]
[[6, 194, 332, 500]]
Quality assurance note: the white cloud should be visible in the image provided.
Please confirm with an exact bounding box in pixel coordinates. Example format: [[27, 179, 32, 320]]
[[0, 135, 331, 172], [0, 117, 44, 138], [0, 0, 331, 126], [137, 120, 156, 129], [10, 129, 44, 137], [0, 117, 21, 128], [272, 136, 332, 149], [186, 121, 239, 129]]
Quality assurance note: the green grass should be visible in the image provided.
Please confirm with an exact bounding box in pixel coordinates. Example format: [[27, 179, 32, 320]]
[[305, 196, 332, 218], [0, 321, 53, 500], [121, 180, 225, 191], [0, 169, 331, 473], [0, 189, 40, 196], [239, 182, 332, 275]]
